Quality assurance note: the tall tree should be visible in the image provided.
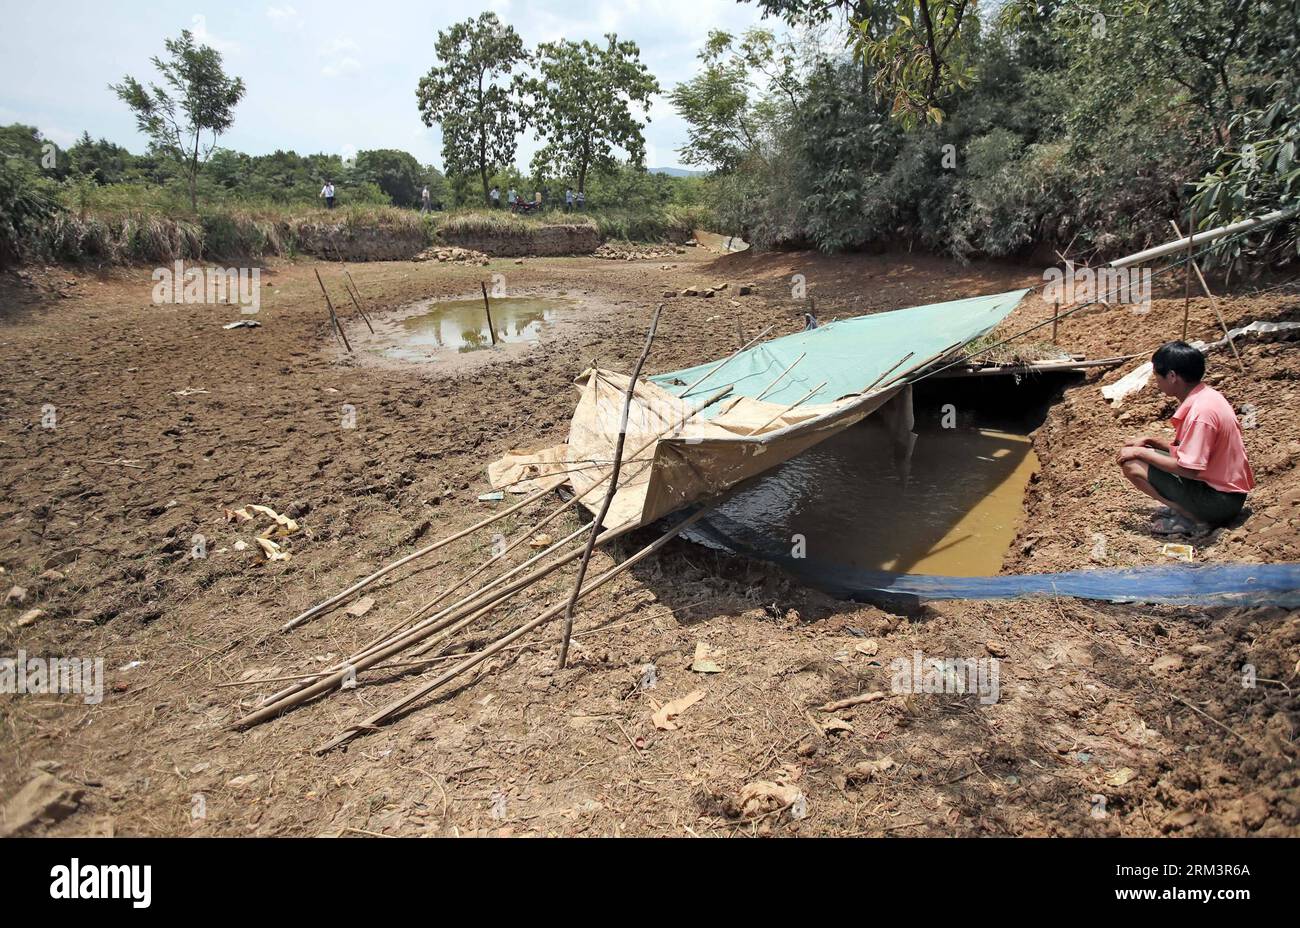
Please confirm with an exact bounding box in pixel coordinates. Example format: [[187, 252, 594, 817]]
[[354, 149, 426, 207], [854, 0, 976, 127], [670, 29, 800, 173], [416, 12, 528, 207], [111, 30, 245, 211], [527, 35, 660, 193]]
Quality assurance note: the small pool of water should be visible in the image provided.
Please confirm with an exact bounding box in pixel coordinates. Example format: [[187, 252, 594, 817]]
[[378, 297, 573, 360], [690, 419, 1038, 578]]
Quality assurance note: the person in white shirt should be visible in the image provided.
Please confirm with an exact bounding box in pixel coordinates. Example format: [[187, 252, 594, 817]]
[[320, 181, 336, 209], [507, 187, 517, 210], [490, 186, 500, 208], [420, 185, 431, 213]]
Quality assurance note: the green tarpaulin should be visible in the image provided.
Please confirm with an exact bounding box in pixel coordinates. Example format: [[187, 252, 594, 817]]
[[649, 289, 1032, 415]]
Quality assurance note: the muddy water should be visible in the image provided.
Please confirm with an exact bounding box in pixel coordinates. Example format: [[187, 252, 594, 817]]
[[379, 297, 573, 360], [696, 419, 1039, 577]]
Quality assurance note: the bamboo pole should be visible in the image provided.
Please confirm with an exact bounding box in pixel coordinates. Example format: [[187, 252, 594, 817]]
[[255, 382, 737, 708], [678, 324, 775, 398], [480, 281, 497, 346], [254, 519, 593, 712], [235, 512, 648, 730], [356, 375, 728, 665], [342, 273, 376, 334], [314, 508, 711, 753], [754, 352, 806, 402], [281, 484, 552, 632], [325, 241, 375, 334], [1052, 299, 1059, 344], [1182, 208, 1194, 340], [314, 268, 352, 353], [744, 381, 828, 436], [361, 520, 591, 659], [559, 304, 662, 669], [1108, 207, 1296, 268], [1169, 219, 1242, 368], [877, 340, 966, 391], [863, 352, 915, 393], [390, 376, 726, 649]]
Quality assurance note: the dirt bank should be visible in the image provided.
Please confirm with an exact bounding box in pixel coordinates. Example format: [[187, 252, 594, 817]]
[[0, 249, 1296, 837], [438, 223, 602, 257]]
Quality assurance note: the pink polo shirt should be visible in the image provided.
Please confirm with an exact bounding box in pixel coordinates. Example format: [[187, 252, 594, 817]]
[[1170, 383, 1254, 494]]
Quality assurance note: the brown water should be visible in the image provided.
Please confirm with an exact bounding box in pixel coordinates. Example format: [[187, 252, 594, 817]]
[[698, 419, 1039, 577], [379, 297, 572, 360]]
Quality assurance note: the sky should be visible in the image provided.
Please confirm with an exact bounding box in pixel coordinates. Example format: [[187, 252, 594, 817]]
[[0, 0, 791, 171]]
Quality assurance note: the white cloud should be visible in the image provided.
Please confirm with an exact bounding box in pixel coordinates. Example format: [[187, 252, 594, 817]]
[[320, 38, 362, 78], [189, 14, 242, 56], [265, 5, 302, 31]]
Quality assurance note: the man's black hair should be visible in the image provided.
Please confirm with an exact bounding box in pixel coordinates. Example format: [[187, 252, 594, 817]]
[[1152, 340, 1205, 383]]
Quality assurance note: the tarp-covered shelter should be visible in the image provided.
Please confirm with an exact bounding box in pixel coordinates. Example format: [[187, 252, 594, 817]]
[[490, 289, 1031, 530]]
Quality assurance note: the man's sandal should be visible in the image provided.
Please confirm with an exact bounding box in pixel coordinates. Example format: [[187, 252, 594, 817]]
[[1149, 514, 1203, 536]]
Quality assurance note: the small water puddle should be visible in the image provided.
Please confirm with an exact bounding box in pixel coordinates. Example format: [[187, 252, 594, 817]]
[[692, 419, 1039, 578], [375, 296, 574, 361]]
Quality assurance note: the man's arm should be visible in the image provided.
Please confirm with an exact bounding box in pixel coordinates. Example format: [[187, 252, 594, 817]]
[[1122, 445, 1202, 479], [1123, 435, 1171, 451]]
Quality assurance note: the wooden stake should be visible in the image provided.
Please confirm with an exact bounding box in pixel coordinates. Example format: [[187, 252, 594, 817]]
[[314, 508, 711, 753], [314, 268, 352, 352], [559, 304, 663, 670], [342, 272, 375, 334], [1170, 219, 1243, 369], [480, 281, 497, 346], [1052, 299, 1059, 345], [1182, 206, 1194, 340]]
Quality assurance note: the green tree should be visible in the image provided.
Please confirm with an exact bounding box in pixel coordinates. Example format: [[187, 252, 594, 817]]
[[67, 131, 133, 185], [0, 124, 67, 178], [354, 149, 425, 207], [110, 29, 245, 211], [0, 152, 61, 267], [670, 30, 799, 172], [527, 35, 660, 193], [416, 12, 528, 207], [854, 0, 977, 127]]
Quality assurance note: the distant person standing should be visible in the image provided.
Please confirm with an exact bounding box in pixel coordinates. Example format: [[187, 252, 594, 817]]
[[420, 185, 431, 213], [507, 187, 518, 210], [320, 180, 336, 209], [575, 189, 585, 211], [534, 190, 543, 209], [490, 186, 501, 208], [564, 188, 574, 212]]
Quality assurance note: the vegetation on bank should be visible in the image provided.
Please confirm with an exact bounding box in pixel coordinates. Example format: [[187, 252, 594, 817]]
[[672, 0, 1298, 270], [5, 3, 1294, 272], [0, 118, 711, 266]]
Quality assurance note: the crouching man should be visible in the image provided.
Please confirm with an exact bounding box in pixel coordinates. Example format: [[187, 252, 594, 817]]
[[1117, 341, 1254, 535]]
